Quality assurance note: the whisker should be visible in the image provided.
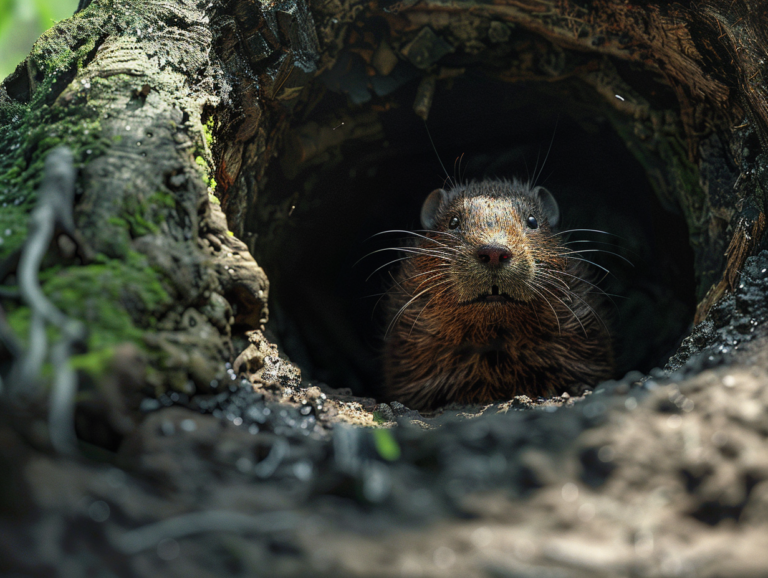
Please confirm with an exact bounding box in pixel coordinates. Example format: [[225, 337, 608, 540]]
[[552, 228, 622, 239], [534, 269, 570, 292], [537, 269, 623, 310], [409, 284, 451, 337], [387, 279, 452, 336], [354, 246, 454, 267], [533, 118, 558, 187], [365, 256, 413, 282], [424, 121, 453, 189], [398, 266, 451, 285], [413, 229, 462, 242], [558, 248, 634, 267], [530, 280, 588, 338], [543, 278, 611, 335], [369, 230, 458, 251], [410, 272, 450, 294], [522, 281, 556, 333], [556, 256, 616, 279], [537, 268, 613, 331]]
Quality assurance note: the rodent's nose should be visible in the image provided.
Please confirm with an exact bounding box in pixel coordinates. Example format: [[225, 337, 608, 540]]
[[476, 245, 512, 267]]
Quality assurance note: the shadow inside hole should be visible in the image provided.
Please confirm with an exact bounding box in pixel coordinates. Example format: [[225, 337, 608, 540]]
[[253, 76, 696, 399]]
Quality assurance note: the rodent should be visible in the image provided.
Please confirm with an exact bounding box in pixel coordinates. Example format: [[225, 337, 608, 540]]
[[382, 178, 614, 410]]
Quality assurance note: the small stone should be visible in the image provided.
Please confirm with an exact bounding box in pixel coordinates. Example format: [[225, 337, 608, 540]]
[[179, 419, 197, 432], [400, 27, 454, 70], [374, 403, 395, 422], [139, 398, 161, 413], [372, 40, 398, 76]]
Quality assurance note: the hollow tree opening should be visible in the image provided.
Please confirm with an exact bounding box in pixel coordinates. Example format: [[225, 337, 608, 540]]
[[241, 70, 697, 398], [204, 0, 768, 404]]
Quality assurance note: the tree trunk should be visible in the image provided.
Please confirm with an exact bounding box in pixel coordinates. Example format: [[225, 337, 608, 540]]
[[2, 0, 768, 575]]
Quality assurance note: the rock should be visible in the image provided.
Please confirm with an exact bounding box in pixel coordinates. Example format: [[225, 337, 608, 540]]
[[400, 27, 454, 70]]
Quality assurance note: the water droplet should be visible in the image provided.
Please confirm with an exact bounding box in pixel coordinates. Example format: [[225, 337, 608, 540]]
[[88, 500, 110, 522], [433, 546, 456, 569], [561, 482, 579, 502], [293, 460, 312, 481], [470, 526, 493, 548], [666, 414, 682, 429], [179, 419, 196, 432]]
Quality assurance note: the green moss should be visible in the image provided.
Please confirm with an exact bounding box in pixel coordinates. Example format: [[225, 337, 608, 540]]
[[108, 189, 176, 239], [0, 102, 109, 262], [203, 116, 215, 148], [6, 251, 172, 372], [196, 116, 218, 193], [195, 155, 217, 191], [69, 347, 115, 378], [0, 5, 117, 261]]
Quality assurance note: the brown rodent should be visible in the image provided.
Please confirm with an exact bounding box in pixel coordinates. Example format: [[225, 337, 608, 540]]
[[382, 178, 614, 410]]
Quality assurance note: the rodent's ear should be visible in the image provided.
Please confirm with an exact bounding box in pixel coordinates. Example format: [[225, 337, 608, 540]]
[[420, 188, 447, 229], [533, 186, 559, 227]]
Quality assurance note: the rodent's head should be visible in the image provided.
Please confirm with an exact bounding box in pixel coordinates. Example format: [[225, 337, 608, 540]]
[[419, 179, 565, 305]]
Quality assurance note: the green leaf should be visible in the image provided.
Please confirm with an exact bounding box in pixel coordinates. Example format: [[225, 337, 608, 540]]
[[372, 429, 401, 462]]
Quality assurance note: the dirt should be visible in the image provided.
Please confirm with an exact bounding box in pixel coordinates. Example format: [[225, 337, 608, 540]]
[[3, 253, 768, 577]]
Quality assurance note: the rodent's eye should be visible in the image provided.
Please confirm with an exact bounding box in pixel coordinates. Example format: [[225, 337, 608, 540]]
[[526, 215, 539, 230], [448, 216, 460, 229]]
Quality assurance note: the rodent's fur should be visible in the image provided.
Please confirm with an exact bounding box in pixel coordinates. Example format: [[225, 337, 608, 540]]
[[383, 178, 614, 410]]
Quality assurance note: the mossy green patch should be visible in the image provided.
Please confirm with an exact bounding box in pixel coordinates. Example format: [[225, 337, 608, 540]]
[[110, 189, 177, 238], [195, 155, 217, 191], [203, 116, 215, 149], [0, 103, 109, 261], [69, 347, 115, 378], [196, 116, 218, 192], [0, 6, 115, 261], [5, 251, 172, 377]]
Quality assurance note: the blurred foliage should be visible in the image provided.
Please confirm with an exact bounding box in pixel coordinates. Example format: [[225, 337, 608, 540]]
[[0, 0, 79, 80]]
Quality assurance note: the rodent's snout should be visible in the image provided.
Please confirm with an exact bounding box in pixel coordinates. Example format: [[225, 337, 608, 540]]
[[476, 244, 512, 267]]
